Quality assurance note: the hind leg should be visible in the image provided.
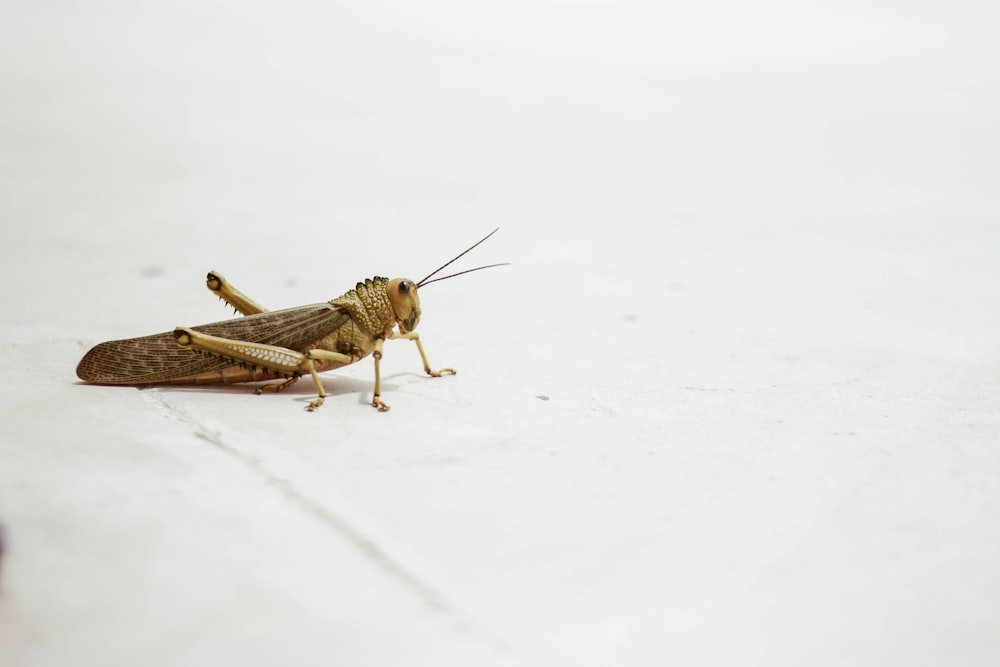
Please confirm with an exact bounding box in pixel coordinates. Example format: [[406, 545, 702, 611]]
[[205, 271, 268, 315]]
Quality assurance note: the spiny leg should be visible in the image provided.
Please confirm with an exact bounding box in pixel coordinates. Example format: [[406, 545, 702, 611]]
[[174, 327, 353, 410], [205, 271, 268, 315], [388, 330, 456, 377]]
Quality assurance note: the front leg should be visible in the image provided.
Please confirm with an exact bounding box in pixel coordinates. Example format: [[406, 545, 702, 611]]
[[388, 330, 456, 377], [205, 271, 268, 315], [174, 328, 353, 410], [370, 337, 390, 412]]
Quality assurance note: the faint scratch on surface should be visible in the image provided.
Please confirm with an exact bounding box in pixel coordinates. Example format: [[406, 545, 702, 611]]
[[143, 391, 510, 653]]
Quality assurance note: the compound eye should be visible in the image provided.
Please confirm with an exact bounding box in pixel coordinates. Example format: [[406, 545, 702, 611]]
[[398, 280, 410, 294]]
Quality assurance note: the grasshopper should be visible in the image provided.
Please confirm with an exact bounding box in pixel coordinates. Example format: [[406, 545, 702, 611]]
[[77, 229, 505, 411]]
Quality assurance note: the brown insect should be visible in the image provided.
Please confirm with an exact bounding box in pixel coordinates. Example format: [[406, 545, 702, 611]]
[[77, 229, 505, 411]]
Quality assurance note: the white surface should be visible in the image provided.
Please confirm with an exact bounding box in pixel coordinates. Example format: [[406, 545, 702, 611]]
[[2, 1, 1000, 665]]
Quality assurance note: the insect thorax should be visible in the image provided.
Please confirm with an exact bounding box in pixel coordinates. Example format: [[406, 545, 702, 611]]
[[330, 277, 396, 336]]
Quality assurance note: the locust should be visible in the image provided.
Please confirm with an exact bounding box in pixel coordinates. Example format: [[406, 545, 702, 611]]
[[76, 229, 505, 411]]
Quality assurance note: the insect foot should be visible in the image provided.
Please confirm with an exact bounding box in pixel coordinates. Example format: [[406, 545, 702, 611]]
[[255, 377, 300, 395]]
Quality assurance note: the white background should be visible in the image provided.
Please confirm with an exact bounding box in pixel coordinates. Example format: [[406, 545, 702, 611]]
[[2, 1, 999, 665]]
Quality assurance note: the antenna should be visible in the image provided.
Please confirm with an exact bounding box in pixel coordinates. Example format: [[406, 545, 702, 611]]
[[417, 228, 506, 287], [417, 263, 510, 287]]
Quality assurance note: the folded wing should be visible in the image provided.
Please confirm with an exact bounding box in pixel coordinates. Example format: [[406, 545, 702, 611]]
[[77, 303, 350, 385]]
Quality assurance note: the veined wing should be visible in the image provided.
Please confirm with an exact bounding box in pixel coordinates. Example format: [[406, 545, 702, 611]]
[[77, 303, 350, 385]]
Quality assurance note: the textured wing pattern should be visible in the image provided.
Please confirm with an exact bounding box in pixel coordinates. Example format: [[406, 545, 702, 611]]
[[77, 303, 350, 385]]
